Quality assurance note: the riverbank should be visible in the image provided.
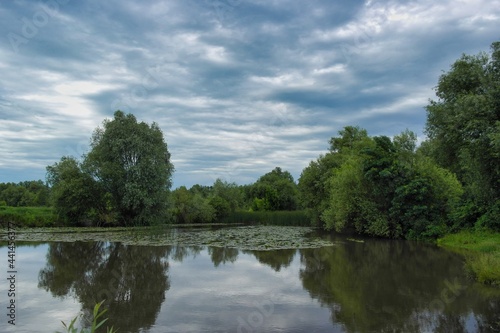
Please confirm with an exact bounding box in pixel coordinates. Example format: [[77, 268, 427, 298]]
[[0, 206, 58, 227], [0, 206, 310, 228], [438, 230, 500, 286]]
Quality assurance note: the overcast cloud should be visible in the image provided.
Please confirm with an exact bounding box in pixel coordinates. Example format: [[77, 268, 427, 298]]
[[1, 0, 499, 187]]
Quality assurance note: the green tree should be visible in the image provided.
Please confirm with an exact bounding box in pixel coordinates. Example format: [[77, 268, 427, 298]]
[[249, 167, 299, 211], [313, 127, 462, 239], [171, 186, 215, 224], [84, 111, 174, 226], [211, 178, 242, 212], [46, 157, 105, 225], [425, 41, 500, 230]]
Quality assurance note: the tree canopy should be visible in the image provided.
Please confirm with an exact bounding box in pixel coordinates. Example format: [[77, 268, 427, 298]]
[[47, 111, 174, 226], [425, 41, 500, 230]]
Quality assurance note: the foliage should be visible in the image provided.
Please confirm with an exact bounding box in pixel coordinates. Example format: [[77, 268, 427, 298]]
[[300, 126, 462, 239], [84, 111, 174, 226], [58, 301, 117, 333], [0, 180, 50, 207], [211, 178, 243, 212], [0, 206, 58, 227], [425, 41, 500, 230], [171, 186, 215, 224], [247, 167, 299, 211], [438, 230, 500, 286], [47, 111, 174, 226], [46, 157, 107, 226]]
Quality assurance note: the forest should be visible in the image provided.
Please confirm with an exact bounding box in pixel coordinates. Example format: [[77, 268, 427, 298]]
[[1, 42, 499, 241]]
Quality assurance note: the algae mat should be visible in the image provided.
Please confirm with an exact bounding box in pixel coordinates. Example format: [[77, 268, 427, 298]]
[[0, 225, 334, 250]]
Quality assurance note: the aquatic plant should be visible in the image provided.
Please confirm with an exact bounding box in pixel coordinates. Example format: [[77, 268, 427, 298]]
[[58, 301, 117, 333]]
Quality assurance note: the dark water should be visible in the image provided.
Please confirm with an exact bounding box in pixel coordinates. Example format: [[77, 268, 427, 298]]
[[0, 230, 499, 333]]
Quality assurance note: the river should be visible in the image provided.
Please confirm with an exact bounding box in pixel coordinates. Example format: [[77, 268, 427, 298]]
[[0, 226, 499, 332]]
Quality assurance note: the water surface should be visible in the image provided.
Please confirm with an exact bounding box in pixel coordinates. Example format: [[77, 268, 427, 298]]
[[0, 228, 499, 332]]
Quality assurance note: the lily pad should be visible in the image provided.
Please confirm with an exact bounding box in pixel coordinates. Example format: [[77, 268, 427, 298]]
[[0, 225, 335, 250]]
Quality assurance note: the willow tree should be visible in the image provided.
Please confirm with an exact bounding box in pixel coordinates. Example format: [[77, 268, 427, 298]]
[[83, 111, 174, 226]]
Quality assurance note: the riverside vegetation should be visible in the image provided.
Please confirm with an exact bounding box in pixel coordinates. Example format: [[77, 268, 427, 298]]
[[1, 42, 499, 286]]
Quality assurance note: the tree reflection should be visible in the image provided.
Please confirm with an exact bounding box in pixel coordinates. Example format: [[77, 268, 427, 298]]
[[244, 249, 296, 272], [39, 241, 169, 332], [167, 244, 203, 262], [299, 239, 500, 333], [208, 246, 239, 267]]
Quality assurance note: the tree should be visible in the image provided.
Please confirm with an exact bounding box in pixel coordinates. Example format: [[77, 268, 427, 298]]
[[171, 186, 215, 224], [211, 178, 242, 212], [425, 41, 500, 230], [248, 167, 299, 211], [84, 111, 174, 226], [299, 127, 372, 227], [304, 127, 462, 239], [46, 156, 106, 225]]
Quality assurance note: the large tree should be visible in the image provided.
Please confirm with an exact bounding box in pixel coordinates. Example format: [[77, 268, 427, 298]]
[[425, 41, 500, 229], [85, 111, 174, 226], [47, 111, 174, 226]]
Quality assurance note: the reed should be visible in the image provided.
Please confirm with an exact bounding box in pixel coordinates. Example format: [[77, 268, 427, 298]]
[[58, 301, 117, 333], [222, 210, 310, 226]]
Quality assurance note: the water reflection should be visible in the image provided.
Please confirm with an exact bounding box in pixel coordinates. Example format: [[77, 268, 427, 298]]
[[244, 249, 296, 272], [29, 233, 500, 333], [209, 247, 239, 267], [38, 242, 169, 332], [299, 238, 500, 332]]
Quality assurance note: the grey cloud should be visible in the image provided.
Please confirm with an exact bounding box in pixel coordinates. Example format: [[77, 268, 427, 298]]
[[0, 0, 498, 186]]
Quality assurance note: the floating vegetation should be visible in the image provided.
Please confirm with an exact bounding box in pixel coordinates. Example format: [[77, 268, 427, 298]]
[[346, 238, 365, 243], [0, 225, 335, 251]]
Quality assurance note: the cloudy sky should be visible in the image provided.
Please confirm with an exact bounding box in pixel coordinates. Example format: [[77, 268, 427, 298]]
[[1, 0, 498, 188]]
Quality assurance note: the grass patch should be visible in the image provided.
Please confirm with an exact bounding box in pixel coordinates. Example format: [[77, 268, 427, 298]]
[[438, 230, 500, 286], [0, 206, 60, 227], [221, 210, 310, 226]]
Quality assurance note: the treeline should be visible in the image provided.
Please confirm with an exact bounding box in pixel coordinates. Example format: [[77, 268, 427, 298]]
[[298, 127, 462, 239], [170, 167, 300, 224], [298, 41, 500, 239], [0, 181, 50, 207], [2, 42, 499, 238]]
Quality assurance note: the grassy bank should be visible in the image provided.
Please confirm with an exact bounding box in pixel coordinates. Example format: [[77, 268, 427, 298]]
[[0, 206, 59, 227], [222, 210, 310, 226], [438, 230, 500, 286]]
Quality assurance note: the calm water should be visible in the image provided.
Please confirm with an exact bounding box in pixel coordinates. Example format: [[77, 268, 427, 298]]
[[0, 229, 499, 333]]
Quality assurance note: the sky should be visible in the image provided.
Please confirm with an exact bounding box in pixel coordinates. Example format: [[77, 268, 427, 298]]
[[0, 0, 499, 188]]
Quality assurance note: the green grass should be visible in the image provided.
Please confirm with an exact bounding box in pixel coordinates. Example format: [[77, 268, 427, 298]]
[[438, 230, 500, 286], [221, 210, 310, 226], [0, 206, 59, 227]]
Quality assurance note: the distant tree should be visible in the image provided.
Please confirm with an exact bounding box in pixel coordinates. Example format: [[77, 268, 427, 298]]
[[171, 186, 215, 224], [0, 180, 50, 207], [84, 111, 174, 226], [211, 178, 243, 212], [249, 167, 299, 211]]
